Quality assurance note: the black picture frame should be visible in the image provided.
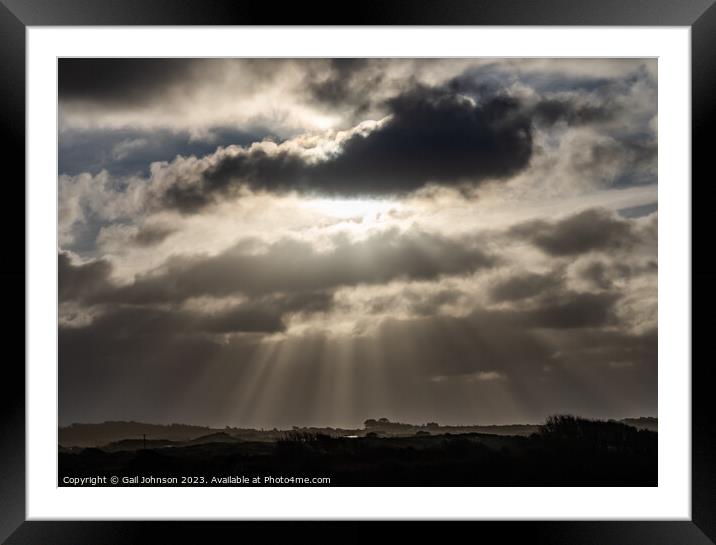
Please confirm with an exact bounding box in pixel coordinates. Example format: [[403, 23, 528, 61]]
[[2, 1, 714, 542]]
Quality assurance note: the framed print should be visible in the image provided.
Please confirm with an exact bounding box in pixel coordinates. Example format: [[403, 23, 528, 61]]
[[2, 0, 715, 543]]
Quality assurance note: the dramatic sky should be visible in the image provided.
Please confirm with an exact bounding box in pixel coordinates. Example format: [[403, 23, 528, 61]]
[[58, 58, 657, 428]]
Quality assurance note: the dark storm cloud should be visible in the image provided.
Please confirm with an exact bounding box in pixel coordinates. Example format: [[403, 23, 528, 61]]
[[60, 58, 353, 109], [532, 99, 617, 126], [177, 147, 307, 212], [510, 208, 641, 256], [404, 288, 463, 316], [62, 303, 286, 337], [586, 138, 657, 187], [58, 252, 112, 303], [59, 292, 334, 343], [85, 229, 495, 304], [445, 63, 616, 96], [314, 87, 533, 193], [305, 58, 382, 115], [274, 291, 335, 314], [521, 291, 619, 329], [132, 224, 176, 247], [445, 66, 638, 128], [60, 57, 377, 116], [369, 281, 620, 330], [576, 258, 657, 290], [450, 77, 614, 126], [199, 305, 285, 334], [578, 261, 629, 290], [59, 58, 196, 106], [489, 271, 563, 302], [578, 261, 618, 290], [415, 289, 620, 333], [61, 288, 334, 362], [155, 84, 536, 212]]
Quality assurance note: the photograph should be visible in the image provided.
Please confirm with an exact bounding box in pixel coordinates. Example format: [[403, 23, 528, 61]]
[[57, 57, 658, 487]]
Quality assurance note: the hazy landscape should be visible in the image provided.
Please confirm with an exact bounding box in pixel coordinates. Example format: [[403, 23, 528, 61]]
[[59, 416, 657, 486]]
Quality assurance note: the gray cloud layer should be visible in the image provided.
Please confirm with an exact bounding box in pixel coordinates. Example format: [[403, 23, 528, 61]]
[[61, 228, 495, 305], [509, 208, 648, 256], [58, 58, 658, 428], [59, 206, 657, 426]]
